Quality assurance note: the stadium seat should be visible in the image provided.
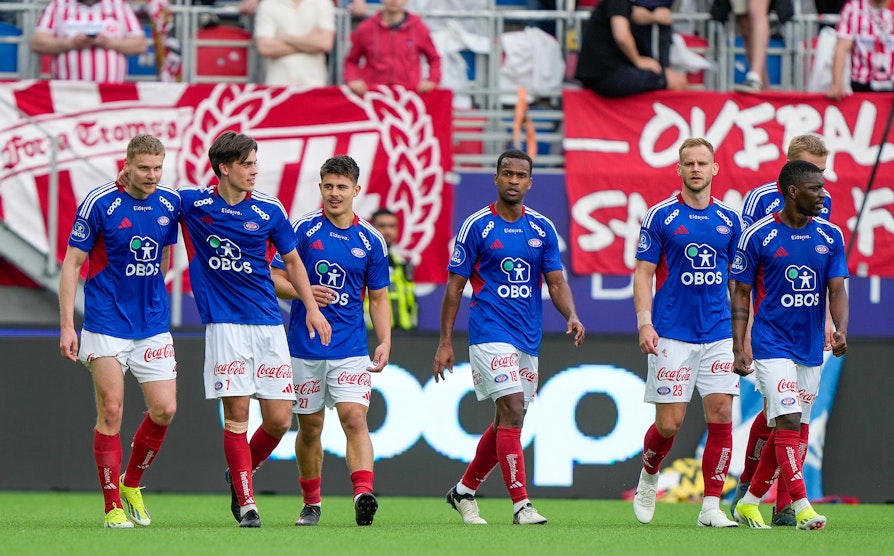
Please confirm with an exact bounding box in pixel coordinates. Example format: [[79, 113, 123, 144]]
[[196, 25, 252, 80], [0, 22, 21, 74]]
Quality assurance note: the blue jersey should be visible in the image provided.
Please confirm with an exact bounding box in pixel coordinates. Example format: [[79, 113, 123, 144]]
[[449, 204, 563, 356], [732, 214, 848, 366], [636, 194, 743, 343], [274, 210, 389, 359], [68, 182, 180, 339], [742, 181, 832, 227], [179, 186, 297, 325]]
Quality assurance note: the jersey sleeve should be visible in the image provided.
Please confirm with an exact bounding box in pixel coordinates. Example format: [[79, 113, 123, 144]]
[[541, 217, 563, 274], [635, 213, 663, 264], [68, 199, 102, 252], [448, 218, 480, 279], [366, 240, 391, 291], [731, 233, 758, 285], [269, 207, 299, 256], [827, 225, 849, 279]]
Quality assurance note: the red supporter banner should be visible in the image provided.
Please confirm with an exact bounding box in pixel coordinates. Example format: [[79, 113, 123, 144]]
[[563, 90, 894, 277], [0, 81, 453, 284]]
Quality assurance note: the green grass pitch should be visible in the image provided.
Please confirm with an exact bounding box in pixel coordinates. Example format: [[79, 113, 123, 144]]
[[0, 492, 891, 555]]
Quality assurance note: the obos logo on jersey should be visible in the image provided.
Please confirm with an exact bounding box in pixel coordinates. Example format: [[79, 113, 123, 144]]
[[450, 244, 466, 266], [127, 236, 161, 276], [682, 243, 722, 285], [207, 235, 252, 273], [637, 231, 651, 254], [70, 218, 90, 242], [315, 260, 350, 306], [782, 265, 820, 307], [731, 251, 746, 274], [498, 257, 532, 298]]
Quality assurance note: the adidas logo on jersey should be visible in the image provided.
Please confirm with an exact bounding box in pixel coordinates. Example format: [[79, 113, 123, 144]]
[[773, 246, 789, 258], [282, 383, 293, 394], [310, 240, 324, 251], [674, 225, 688, 235], [118, 217, 132, 229], [201, 215, 214, 226], [489, 239, 504, 249]]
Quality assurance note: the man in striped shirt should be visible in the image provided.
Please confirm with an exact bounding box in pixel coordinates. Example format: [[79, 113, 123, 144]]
[[31, 0, 148, 83], [826, 0, 894, 99]]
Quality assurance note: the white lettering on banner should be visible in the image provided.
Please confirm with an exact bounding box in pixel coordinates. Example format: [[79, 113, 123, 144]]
[[234, 364, 650, 487], [849, 187, 894, 259]]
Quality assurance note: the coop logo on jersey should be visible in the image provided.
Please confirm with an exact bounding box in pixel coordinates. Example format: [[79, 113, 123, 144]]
[[126, 236, 161, 276], [70, 218, 90, 242], [498, 257, 532, 299], [781, 265, 820, 307], [450, 244, 466, 266], [207, 235, 253, 274], [681, 243, 722, 285]]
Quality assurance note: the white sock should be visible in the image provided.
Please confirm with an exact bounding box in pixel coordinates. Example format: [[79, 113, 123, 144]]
[[741, 491, 761, 506], [456, 482, 475, 496], [512, 499, 530, 514], [792, 498, 810, 514], [239, 503, 257, 518], [641, 468, 659, 483], [701, 496, 720, 511]]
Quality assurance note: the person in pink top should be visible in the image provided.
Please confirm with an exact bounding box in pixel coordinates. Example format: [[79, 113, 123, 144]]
[[344, 0, 441, 95], [826, 0, 894, 99], [31, 0, 148, 83]]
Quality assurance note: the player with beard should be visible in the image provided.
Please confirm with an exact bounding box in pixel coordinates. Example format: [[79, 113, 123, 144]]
[[631, 137, 743, 528]]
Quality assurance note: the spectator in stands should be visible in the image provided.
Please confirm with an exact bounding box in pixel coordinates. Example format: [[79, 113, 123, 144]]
[[710, 0, 793, 93], [239, 0, 367, 17], [631, 0, 673, 68], [253, 0, 336, 87], [31, 0, 148, 83], [344, 0, 441, 95], [826, 0, 894, 99], [575, 0, 686, 97], [364, 208, 418, 330]]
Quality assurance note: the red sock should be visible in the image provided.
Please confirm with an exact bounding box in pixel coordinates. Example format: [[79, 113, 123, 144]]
[[774, 429, 807, 501], [249, 427, 282, 473], [748, 430, 779, 499], [124, 416, 168, 487], [350, 469, 374, 497], [223, 430, 254, 506], [775, 423, 809, 510], [702, 422, 732, 498], [642, 423, 674, 473], [461, 424, 498, 491], [94, 429, 122, 513], [299, 476, 322, 505], [496, 426, 527, 504], [740, 412, 772, 484]]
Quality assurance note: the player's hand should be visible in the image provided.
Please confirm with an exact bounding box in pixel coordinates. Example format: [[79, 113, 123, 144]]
[[638, 324, 659, 355], [116, 167, 130, 189], [305, 307, 331, 346], [830, 330, 847, 357], [348, 80, 368, 96], [368, 342, 390, 373], [823, 318, 835, 351], [566, 318, 585, 347], [433, 344, 454, 383], [60, 327, 79, 361], [733, 351, 754, 376], [311, 284, 338, 308]]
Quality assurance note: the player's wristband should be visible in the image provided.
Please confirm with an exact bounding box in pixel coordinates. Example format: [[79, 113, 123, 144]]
[[636, 310, 652, 330]]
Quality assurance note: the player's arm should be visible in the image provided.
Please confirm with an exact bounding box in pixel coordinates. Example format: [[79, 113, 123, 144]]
[[59, 245, 88, 361], [433, 272, 467, 382], [827, 276, 848, 357], [731, 280, 754, 376], [633, 258, 659, 355], [544, 269, 584, 346], [271, 266, 335, 308], [281, 249, 331, 346], [366, 286, 392, 373], [160, 245, 172, 279]]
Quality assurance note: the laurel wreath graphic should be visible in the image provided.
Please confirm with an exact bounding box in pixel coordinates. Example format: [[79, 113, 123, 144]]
[[345, 85, 444, 265], [177, 84, 290, 188]]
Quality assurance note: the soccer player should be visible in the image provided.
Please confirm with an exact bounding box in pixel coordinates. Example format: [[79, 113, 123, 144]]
[[433, 149, 585, 525], [732, 134, 832, 527], [59, 134, 180, 528], [631, 137, 742, 528], [177, 131, 331, 528], [730, 160, 848, 530], [271, 155, 391, 527]]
